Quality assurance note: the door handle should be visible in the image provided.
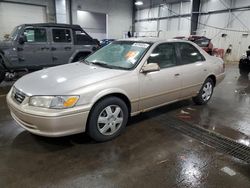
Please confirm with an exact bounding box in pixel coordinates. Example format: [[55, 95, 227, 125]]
[[174, 73, 180, 77], [64, 46, 72, 50], [51, 47, 57, 51], [204, 69, 207, 72]]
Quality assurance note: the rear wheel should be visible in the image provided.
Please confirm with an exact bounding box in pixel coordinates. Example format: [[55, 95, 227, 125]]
[[193, 78, 214, 105], [87, 97, 128, 142]]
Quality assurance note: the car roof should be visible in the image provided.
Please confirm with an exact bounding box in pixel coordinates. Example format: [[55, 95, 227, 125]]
[[118, 37, 188, 44], [21, 23, 82, 29]]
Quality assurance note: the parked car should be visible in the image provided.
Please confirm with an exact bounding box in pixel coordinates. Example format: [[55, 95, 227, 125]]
[[174, 35, 224, 58], [239, 46, 250, 76], [100, 39, 115, 47], [0, 23, 99, 84], [7, 38, 225, 141]]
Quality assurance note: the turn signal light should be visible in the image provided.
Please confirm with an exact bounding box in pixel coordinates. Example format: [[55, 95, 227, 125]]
[[63, 97, 79, 107]]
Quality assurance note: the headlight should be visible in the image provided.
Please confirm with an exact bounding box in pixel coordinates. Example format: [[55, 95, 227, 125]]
[[29, 96, 79, 109]]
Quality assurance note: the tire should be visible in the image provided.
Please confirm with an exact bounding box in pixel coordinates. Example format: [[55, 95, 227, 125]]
[[239, 69, 249, 77], [0, 70, 5, 84], [193, 78, 214, 105], [87, 97, 129, 142]]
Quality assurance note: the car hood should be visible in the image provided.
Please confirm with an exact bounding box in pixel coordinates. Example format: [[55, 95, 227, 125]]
[[14, 62, 129, 95], [0, 40, 13, 49]]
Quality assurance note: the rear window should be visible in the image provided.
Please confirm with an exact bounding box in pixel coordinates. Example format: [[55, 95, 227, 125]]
[[73, 30, 93, 45], [178, 43, 205, 64], [52, 29, 71, 43]]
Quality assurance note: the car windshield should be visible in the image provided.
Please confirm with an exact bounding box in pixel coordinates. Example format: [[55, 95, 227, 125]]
[[85, 41, 151, 70], [8, 26, 22, 40]]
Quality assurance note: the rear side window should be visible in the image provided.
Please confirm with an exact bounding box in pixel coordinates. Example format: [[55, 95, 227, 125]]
[[24, 28, 47, 42], [73, 30, 93, 45], [52, 29, 71, 43], [148, 43, 177, 68], [178, 43, 205, 64]]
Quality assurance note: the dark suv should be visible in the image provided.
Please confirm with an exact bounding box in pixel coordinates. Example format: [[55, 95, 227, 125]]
[[0, 23, 99, 83]]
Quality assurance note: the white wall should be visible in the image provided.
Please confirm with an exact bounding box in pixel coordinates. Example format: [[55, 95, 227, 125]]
[[77, 10, 106, 40], [135, 1, 191, 39], [1, 0, 56, 22], [197, 0, 250, 61], [72, 0, 133, 39], [55, 0, 69, 24]]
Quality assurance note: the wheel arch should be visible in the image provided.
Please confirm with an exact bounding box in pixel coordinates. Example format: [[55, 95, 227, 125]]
[[86, 91, 132, 131], [206, 74, 216, 86]]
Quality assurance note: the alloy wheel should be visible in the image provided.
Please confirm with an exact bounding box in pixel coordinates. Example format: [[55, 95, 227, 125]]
[[97, 105, 124, 136], [202, 82, 213, 101]]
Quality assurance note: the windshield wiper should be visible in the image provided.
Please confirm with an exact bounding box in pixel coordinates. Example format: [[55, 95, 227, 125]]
[[91, 62, 129, 70], [91, 62, 115, 69]]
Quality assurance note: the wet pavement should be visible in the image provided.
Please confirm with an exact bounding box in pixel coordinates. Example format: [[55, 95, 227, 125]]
[[173, 64, 250, 147], [0, 65, 250, 187]]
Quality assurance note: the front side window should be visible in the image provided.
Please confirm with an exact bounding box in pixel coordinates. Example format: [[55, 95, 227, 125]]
[[52, 29, 71, 43], [85, 41, 151, 70], [23, 28, 47, 42], [178, 43, 205, 64], [148, 43, 177, 68]]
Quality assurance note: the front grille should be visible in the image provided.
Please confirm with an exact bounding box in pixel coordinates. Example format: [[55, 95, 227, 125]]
[[12, 87, 26, 104]]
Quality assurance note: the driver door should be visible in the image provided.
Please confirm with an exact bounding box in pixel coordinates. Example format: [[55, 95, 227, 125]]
[[139, 43, 182, 110], [17, 27, 52, 68]]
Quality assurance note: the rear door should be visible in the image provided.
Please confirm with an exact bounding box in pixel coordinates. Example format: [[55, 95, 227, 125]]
[[17, 27, 52, 67], [176, 42, 208, 98], [50, 28, 74, 65]]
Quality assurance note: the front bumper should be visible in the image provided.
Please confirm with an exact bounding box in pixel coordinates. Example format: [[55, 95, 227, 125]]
[[7, 92, 90, 137]]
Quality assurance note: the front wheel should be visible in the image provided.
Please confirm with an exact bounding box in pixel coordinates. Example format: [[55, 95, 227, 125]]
[[87, 97, 128, 142], [193, 78, 214, 105]]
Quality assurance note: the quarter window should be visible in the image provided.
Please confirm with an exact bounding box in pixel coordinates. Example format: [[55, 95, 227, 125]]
[[148, 43, 177, 68], [73, 30, 93, 45], [52, 29, 71, 43], [178, 43, 205, 64], [23, 28, 47, 42]]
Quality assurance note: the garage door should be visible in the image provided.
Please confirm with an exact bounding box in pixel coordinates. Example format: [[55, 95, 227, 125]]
[[0, 2, 47, 40]]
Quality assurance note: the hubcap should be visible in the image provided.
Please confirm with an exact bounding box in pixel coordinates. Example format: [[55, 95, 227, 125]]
[[202, 82, 213, 101], [97, 105, 123, 136]]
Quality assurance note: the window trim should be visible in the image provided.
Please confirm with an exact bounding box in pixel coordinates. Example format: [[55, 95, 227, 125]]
[[51, 28, 73, 44], [146, 42, 179, 70], [23, 27, 48, 44], [175, 42, 206, 65]]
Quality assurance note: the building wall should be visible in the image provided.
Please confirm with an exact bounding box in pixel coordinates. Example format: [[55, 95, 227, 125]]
[[134, 1, 191, 39], [1, 0, 56, 22], [196, 0, 250, 61], [71, 0, 133, 39]]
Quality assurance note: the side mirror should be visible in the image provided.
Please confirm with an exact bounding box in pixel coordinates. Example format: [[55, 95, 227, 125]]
[[18, 35, 27, 45], [141, 63, 160, 73]]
